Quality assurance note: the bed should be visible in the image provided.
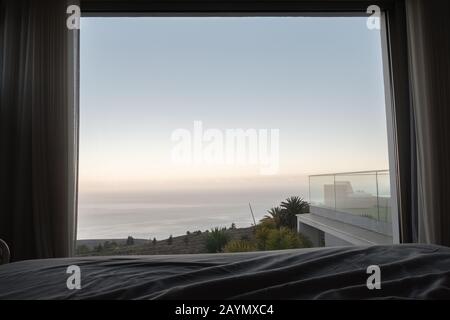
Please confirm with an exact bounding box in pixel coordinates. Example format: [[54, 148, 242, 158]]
[[0, 244, 449, 299]]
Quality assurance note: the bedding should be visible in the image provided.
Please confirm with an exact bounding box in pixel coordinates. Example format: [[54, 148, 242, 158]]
[[0, 244, 449, 299]]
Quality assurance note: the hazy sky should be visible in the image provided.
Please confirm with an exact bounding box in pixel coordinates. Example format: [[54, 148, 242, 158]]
[[79, 16, 389, 192]]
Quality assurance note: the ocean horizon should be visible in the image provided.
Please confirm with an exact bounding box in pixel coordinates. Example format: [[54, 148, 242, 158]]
[[77, 184, 309, 240]]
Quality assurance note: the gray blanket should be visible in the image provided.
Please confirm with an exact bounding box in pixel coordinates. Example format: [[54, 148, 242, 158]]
[[0, 244, 449, 299]]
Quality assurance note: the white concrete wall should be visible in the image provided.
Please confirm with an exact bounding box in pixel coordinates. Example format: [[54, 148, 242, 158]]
[[324, 233, 352, 247], [298, 222, 323, 247]]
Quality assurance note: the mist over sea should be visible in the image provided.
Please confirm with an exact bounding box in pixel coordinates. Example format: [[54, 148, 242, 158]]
[[77, 183, 309, 240]]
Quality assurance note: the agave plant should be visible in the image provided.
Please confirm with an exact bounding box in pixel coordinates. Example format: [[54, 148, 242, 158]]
[[205, 227, 229, 253]]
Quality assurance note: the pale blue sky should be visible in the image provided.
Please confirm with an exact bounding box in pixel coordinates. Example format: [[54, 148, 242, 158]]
[[79, 16, 389, 191]]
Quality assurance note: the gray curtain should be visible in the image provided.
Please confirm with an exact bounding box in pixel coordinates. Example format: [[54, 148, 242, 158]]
[[0, 0, 79, 261], [406, 0, 450, 245]]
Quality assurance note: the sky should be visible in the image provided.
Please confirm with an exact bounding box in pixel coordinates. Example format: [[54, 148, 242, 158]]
[[79, 16, 389, 193]]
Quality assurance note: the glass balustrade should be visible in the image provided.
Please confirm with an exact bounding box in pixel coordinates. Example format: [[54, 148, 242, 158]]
[[309, 170, 391, 223]]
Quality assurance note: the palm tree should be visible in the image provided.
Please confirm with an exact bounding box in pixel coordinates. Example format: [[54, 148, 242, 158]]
[[280, 196, 309, 229], [261, 207, 284, 229]]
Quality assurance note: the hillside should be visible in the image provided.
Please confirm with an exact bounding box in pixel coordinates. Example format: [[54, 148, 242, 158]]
[[76, 227, 255, 256], [77, 238, 148, 250]]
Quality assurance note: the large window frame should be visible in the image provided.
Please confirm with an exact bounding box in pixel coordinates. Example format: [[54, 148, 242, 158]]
[[79, 0, 412, 244]]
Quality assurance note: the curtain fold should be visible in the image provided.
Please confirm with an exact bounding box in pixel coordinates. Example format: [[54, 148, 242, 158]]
[[406, 0, 450, 245], [0, 0, 79, 261]]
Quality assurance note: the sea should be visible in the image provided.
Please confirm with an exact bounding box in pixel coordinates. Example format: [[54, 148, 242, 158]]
[[77, 183, 308, 240]]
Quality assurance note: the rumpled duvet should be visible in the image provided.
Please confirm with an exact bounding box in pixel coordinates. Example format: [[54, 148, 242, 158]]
[[0, 244, 449, 299]]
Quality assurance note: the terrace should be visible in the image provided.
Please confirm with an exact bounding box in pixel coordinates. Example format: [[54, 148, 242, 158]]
[[297, 170, 393, 246]]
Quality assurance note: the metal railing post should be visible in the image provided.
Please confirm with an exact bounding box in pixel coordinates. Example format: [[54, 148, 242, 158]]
[[333, 174, 337, 211], [375, 171, 380, 221], [308, 175, 311, 205]]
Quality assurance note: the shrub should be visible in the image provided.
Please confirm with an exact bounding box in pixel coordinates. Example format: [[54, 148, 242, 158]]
[[260, 207, 284, 229], [298, 232, 313, 248], [205, 227, 229, 253], [76, 244, 90, 255], [126, 236, 134, 246], [265, 227, 311, 250], [103, 241, 118, 250], [265, 227, 299, 250], [240, 234, 250, 241], [224, 240, 256, 253], [255, 223, 274, 250]]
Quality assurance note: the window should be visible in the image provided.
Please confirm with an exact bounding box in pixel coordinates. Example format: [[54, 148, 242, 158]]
[[77, 14, 395, 255]]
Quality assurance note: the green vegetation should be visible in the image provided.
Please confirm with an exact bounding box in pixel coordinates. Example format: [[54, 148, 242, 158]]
[[103, 241, 118, 251], [261, 197, 309, 230], [261, 207, 284, 229], [224, 240, 256, 253], [280, 196, 309, 229], [205, 227, 230, 253], [255, 196, 311, 250], [254, 223, 311, 251], [94, 243, 103, 252], [255, 223, 273, 250], [76, 244, 90, 255], [126, 236, 134, 246], [265, 227, 311, 250], [206, 196, 311, 253], [75, 196, 311, 256], [240, 234, 250, 241]]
